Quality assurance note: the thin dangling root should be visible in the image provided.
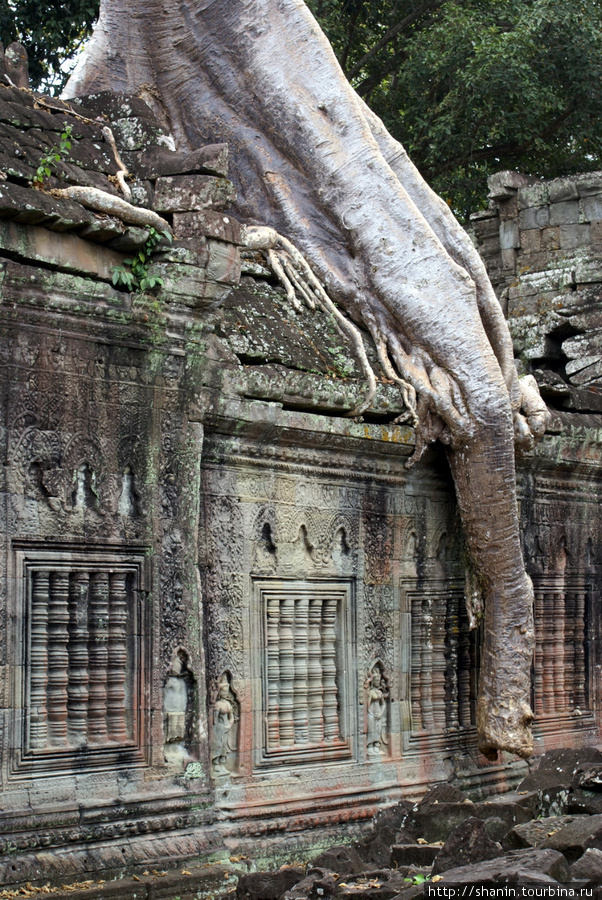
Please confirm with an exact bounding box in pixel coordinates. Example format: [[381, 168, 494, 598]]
[[241, 225, 377, 417], [372, 334, 418, 426], [101, 126, 132, 200]]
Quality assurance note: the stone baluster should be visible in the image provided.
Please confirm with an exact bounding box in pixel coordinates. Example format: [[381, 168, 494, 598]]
[[445, 594, 460, 731], [107, 572, 128, 742], [542, 591, 555, 713], [420, 598, 435, 731], [431, 595, 447, 731], [293, 596, 309, 744], [410, 596, 423, 729], [278, 597, 295, 746], [564, 589, 577, 710], [307, 597, 324, 743], [574, 588, 586, 709], [553, 590, 567, 711], [67, 571, 90, 747], [29, 569, 49, 749], [88, 572, 109, 742], [321, 597, 340, 742], [457, 602, 472, 727], [47, 571, 70, 746], [266, 596, 280, 748], [533, 588, 544, 715]]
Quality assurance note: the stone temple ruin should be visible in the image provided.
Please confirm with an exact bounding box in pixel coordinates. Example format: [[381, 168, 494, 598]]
[[0, 51, 600, 890]]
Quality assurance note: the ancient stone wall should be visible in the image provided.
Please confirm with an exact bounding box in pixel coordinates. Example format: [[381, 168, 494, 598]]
[[0, 86, 599, 887], [472, 170, 602, 414]]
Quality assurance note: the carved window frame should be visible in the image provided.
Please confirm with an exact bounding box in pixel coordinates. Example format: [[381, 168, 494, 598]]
[[251, 578, 356, 770], [531, 573, 596, 720], [402, 578, 480, 741], [8, 542, 151, 780]]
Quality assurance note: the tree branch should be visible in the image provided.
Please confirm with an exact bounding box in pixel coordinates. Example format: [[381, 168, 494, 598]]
[[347, 0, 443, 79]]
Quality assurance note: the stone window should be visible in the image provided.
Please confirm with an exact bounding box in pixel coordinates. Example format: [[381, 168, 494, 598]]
[[253, 579, 355, 767], [532, 575, 593, 716], [406, 580, 480, 734], [10, 545, 149, 778]]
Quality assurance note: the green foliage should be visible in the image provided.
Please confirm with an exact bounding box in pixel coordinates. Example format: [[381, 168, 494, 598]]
[[0, 0, 99, 93], [112, 227, 172, 294], [308, 0, 602, 220], [31, 123, 72, 189], [404, 873, 431, 884]]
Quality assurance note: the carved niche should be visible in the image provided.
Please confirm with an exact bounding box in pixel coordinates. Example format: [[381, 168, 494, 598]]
[[10, 544, 149, 777]]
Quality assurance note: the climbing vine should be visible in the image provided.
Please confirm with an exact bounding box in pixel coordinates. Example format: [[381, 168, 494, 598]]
[[111, 226, 172, 293], [32, 124, 73, 189]]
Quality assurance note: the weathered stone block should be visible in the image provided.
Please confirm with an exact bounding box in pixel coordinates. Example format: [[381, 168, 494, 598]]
[[590, 220, 602, 249], [110, 116, 173, 152], [0, 220, 123, 282], [541, 226, 560, 250], [432, 817, 503, 875], [549, 177, 580, 203], [489, 170, 534, 200], [130, 143, 229, 179], [575, 172, 602, 197], [498, 196, 518, 219], [152, 260, 231, 307], [517, 182, 550, 209], [174, 210, 243, 244], [206, 239, 241, 285], [519, 206, 550, 230], [499, 220, 519, 249], [520, 229, 541, 253], [436, 849, 570, 885], [72, 90, 156, 121], [574, 259, 602, 284], [559, 223, 591, 250], [501, 248, 517, 271], [390, 843, 439, 867], [476, 235, 500, 257], [549, 200, 580, 225], [581, 194, 602, 222], [154, 175, 236, 212], [541, 812, 602, 862]]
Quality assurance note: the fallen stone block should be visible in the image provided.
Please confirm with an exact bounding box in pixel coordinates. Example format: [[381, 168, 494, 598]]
[[310, 845, 366, 876], [570, 847, 602, 885], [236, 867, 305, 900], [503, 815, 585, 850], [432, 848, 569, 885], [412, 801, 476, 843], [541, 812, 602, 862], [391, 844, 440, 868], [432, 817, 503, 875]]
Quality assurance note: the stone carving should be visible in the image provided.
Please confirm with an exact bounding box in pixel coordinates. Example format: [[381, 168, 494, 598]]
[[25, 563, 139, 756], [263, 587, 344, 754], [363, 585, 394, 669], [532, 575, 590, 717], [211, 672, 238, 777], [365, 662, 390, 759], [164, 649, 194, 771]]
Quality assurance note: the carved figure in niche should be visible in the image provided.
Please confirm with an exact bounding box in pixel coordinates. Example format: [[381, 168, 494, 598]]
[[365, 663, 390, 758], [163, 649, 194, 771], [211, 672, 239, 777]]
